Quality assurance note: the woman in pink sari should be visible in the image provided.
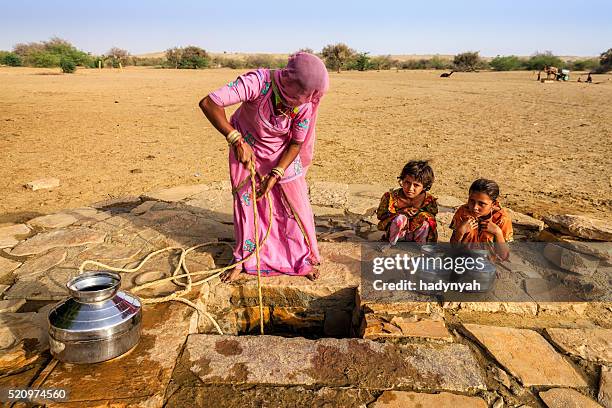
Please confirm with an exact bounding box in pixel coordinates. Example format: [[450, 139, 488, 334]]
[[199, 52, 329, 282]]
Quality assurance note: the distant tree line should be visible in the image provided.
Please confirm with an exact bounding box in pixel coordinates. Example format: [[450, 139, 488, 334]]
[[1, 37, 610, 75]]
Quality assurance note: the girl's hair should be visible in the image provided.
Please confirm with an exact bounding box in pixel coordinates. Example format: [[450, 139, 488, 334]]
[[398, 160, 435, 191], [469, 178, 500, 201]]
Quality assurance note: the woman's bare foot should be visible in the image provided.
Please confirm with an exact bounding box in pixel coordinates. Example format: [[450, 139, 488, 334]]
[[305, 268, 320, 281], [220, 266, 242, 283]]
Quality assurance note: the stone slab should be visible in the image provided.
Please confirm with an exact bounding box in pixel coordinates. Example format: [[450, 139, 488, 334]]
[[436, 196, 464, 210], [0, 256, 22, 280], [0, 224, 31, 249], [363, 315, 452, 342], [13, 248, 67, 280], [0, 308, 50, 375], [182, 334, 485, 391], [546, 328, 612, 363], [544, 243, 600, 276], [27, 213, 78, 229], [182, 187, 234, 224], [42, 302, 192, 406], [543, 214, 612, 241], [10, 228, 106, 257], [165, 385, 376, 408], [371, 391, 487, 407], [0, 299, 26, 313], [508, 209, 545, 231], [539, 388, 603, 408], [463, 324, 587, 387], [4, 267, 79, 300], [142, 184, 210, 202], [25, 178, 60, 191]]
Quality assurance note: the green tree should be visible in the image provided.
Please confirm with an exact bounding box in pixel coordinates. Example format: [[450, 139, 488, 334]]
[[0, 52, 22, 66], [178, 46, 209, 69], [525, 51, 563, 71], [353, 52, 372, 71], [453, 51, 481, 72], [490, 55, 523, 71], [321, 43, 354, 73]]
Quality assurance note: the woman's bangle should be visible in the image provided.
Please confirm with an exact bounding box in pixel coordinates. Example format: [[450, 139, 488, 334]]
[[271, 166, 285, 178], [226, 130, 241, 145]]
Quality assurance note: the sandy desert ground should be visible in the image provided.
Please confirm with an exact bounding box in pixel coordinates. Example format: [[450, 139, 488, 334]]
[[1, 66, 610, 224]]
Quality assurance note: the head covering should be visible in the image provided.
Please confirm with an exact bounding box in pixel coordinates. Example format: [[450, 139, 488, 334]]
[[273, 52, 329, 172]]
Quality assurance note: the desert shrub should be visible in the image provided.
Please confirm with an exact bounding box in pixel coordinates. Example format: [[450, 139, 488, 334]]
[[0, 52, 22, 66], [398, 56, 453, 70], [60, 57, 76, 73], [453, 51, 481, 71], [105, 47, 131, 68], [525, 51, 563, 71], [347, 52, 373, 71], [28, 52, 61, 67], [165, 47, 182, 68], [567, 58, 599, 71], [321, 43, 354, 72], [490, 55, 524, 71], [133, 57, 165, 67], [370, 55, 396, 70], [243, 54, 285, 69], [213, 56, 244, 69]]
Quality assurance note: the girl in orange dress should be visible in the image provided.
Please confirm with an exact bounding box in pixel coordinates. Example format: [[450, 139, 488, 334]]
[[376, 160, 438, 244], [450, 179, 513, 260]]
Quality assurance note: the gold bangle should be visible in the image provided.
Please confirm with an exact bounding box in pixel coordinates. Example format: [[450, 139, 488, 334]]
[[226, 130, 241, 145], [271, 167, 285, 178]]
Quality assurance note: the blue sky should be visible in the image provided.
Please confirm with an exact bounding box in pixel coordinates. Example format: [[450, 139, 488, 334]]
[[1, 0, 610, 56]]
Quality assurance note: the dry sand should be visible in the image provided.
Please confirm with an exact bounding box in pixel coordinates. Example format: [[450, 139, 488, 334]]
[[1, 66, 610, 224]]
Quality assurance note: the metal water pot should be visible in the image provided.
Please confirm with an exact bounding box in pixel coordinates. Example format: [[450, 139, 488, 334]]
[[48, 271, 142, 364]]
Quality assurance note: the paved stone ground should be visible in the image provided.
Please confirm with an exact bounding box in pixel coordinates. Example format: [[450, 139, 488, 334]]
[[0, 182, 610, 407]]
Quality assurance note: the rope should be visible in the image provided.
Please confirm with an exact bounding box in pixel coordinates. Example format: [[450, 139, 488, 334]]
[[78, 160, 271, 335]]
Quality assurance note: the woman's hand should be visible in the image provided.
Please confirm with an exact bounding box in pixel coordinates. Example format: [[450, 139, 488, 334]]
[[256, 174, 278, 200], [233, 141, 254, 166]]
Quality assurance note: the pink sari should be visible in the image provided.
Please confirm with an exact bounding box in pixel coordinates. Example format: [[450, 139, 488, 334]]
[[208, 53, 329, 276]]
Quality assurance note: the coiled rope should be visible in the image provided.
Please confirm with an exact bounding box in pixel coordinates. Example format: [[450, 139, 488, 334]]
[[78, 160, 270, 335]]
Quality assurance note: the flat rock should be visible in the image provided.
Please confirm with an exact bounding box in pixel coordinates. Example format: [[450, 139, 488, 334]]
[[346, 184, 387, 215], [182, 187, 234, 223], [599, 366, 611, 408], [539, 388, 603, 408], [463, 324, 587, 387], [371, 391, 487, 407], [27, 213, 78, 229], [13, 248, 67, 280], [543, 214, 612, 241], [546, 328, 612, 363], [0, 299, 26, 313], [165, 385, 376, 408], [0, 309, 49, 375], [9, 228, 106, 256], [509, 209, 545, 231], [4, 267, 79, 300], [25, 177, 60, 191], [42, 302, 192, 406], [91, 195, 141, 209], [544, 243, 600, 276], [130, 200, 157, 215], [436, 195, 464, 210], [66, 207, 112, 223], [363, 315, 452, 342], [309, 181, 349, 209], [0, 224, 31, 249], [0, 256, 21, 280], [311, 205, 346, 217], [182, 334, 486, 391], [142, 184, 210, 202]]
